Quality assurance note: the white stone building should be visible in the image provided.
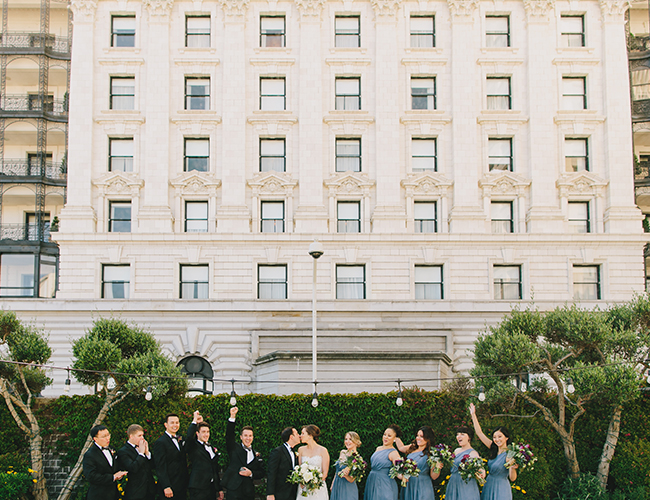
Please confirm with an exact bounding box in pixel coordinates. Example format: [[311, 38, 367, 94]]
[[0, 0, 646, 397]]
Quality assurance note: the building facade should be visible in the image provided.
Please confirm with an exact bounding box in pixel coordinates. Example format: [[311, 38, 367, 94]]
[[0, 0, 645, 396]]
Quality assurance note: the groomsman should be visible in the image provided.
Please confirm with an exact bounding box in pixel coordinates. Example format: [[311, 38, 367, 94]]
[[82, 425, 127, 500], [115, 424, 155, 500], [266, 427, 300, 500], [185, 411, 224, 500], [153, 414, 189, 499], [222, 407, 265, 500]]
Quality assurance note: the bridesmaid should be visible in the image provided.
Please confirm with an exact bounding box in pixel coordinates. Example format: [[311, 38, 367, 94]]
[[363, 425, 402, 500], [395, 426, 442, 500], [469, 404, 517, 500], [330, 431, 362, 500], [444, 426, 484, 500]]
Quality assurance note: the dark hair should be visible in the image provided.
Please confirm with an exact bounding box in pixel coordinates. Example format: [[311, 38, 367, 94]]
[[302, 425, 321, 442], [241, 426, 254, 435], [90, 425, 108, 438], [281, 427, 295, 443], [407, 426, 435, 456], [197, 422, 210, 431], [489, 427, 510, 460], [456, 426, 474, 441], [164, 414, 179, 424], [387, 424, 402, 439]]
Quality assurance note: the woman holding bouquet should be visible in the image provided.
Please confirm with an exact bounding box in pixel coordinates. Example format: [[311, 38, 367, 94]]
[[330, 432, 363, 500], [445, 426, 484, 500], [395, 426, 441, 500], [363, 425, 402, 500], [469, 404, 517, 500], [296, 425, 330, 499]]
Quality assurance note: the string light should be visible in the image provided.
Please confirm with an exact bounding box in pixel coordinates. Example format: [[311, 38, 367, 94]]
[[229, 379, 237, 406], [64, 368, 70, 393], [478, 386, 486, 402], [566, 378, 575, 394], [145, 386, 152, 401], [396, 380, 403, 407], [311, 391, 319, 408]]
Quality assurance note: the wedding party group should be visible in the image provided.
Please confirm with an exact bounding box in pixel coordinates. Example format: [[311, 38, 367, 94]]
[[82, 404, 536, 500]]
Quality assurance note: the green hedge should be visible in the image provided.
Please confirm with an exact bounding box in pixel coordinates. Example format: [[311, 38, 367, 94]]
[[1, 389, 649, 500]]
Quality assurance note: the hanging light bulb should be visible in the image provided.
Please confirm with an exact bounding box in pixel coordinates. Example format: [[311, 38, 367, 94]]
[[396, 380, 403, 407], [145, 386, 153, 401], [478, 386, 486, 402], [521, 382, 527, 393], [229, 379, 237, 406], [64, 368, 71, 393], [311, 392, 319, 408], [566, 378, 575, 394]]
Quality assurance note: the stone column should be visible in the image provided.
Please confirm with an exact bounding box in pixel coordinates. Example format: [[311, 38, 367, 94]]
[[218, 0, 251, 232]]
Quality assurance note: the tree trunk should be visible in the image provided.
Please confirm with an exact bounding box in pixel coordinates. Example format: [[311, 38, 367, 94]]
[[30, 432, 48, 500], [596, 405, 622, 489], [559, 430, 580, 478]]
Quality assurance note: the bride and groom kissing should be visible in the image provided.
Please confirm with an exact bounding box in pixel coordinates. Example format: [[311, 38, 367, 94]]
[[267, 424, 330, 500]]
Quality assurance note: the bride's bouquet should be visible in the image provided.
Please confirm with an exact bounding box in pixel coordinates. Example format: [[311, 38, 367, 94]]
[[505, 442, 538, 472], [337, 451, 367, 482], [389, 458, 420, 487], [288, 462, 324, 497], [457, 456, 485, 487], [426, 444, 455, 474]]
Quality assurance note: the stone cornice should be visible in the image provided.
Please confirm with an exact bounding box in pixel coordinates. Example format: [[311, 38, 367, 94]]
[[143, 0, 175, 17], [600, 0, 630, 21], [220, 0, 250, 17], [446, 0, 479, 19], [295, 0, 325, 18], [523, 0, 555, 20], [70, 0, 97, 22], [371, 0, 402, 17]]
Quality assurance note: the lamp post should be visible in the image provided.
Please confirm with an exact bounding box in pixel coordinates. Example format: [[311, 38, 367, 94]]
[[308, 240, 324, 405]]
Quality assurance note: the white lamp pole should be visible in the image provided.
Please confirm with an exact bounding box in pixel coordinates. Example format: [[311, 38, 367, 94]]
[[308, 240, 324, 405]]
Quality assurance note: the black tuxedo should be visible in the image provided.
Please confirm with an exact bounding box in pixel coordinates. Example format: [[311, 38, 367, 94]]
[[222, 420, 265, 500], [153, 432, 188, 499], [185, 423, 222, 500], [115, 442, 155, 500], [82, 444, 119, 500], [266, 444, 297, 500]]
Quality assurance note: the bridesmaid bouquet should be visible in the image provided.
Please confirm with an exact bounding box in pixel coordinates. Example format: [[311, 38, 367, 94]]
[[288, 463, 324, 496], [427, 444, 456, 473], [505, 442, 538, 472], [337, 451, 367, 482], [457, 456, 486, 486], [389, 458, 420, 487]]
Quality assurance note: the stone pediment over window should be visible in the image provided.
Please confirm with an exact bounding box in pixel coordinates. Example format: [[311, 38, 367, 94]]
[[247, 172, 297, 196], [93, 173, 144, 196], [324, 172, 374, 196], [479, 171, 531, 197], [401, 172, 452, 197], [248, 114, 298, 135], [170, 172, 221, 196], [400, 113, 452, 135], [556, 171, 607, 197], [323, 113, 374, 135]]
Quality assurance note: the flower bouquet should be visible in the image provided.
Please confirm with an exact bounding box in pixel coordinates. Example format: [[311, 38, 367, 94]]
[[337, 451, 367, 482], [389, 458, 420, 487], [457, 456, 485, 487], [288, 463, 324, 497], [427, 444, 456, 474], [505, 442, 538, 472]]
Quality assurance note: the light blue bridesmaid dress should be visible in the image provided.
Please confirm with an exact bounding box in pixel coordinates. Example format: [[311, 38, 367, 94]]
[[401, 451, 435, 500], [444, 449, 480, 500], [331, 458, 358, 500], [363, 448, 397, 500], [481, 452, 511, 500]]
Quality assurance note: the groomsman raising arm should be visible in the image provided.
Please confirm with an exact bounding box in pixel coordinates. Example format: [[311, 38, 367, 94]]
[[185, 411, 224, 500]]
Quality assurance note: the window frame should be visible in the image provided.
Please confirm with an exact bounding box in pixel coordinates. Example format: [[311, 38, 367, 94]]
[[562, 76, 587, 110], [259, 138, 286, 172], [184, 200, 209, 233], [493, 264, 522, 300], [260, 200, 285, 233], [108, 137, 134, 172], [337, 201, 361, 233], [411, 77, 436, 110], [336, 264, 366, 300], [486, 76, 511, 110], [260, 16, 286, 48], [335, 137, 361, 173], [109, 76, 135, 110], [260, 77, 286, 111], [102, 264, 130, 299], [179, 264, 209, 299], [568, 201, 590, 233], [258, 264, 288, 300], [335, 16, 361, 48], [414, 265, 444, 300], [560, 14, 585, 48], [573, 264, 601, 300], [184, 137, 210, 172], [564, 137, 589, 172], [111, 15, 136, 48], [411, 137, 437, 172], [410, 15, 435, 48], [414, 201, 437, 233], [491, 200, 514, 233], [185, 77, 210, 111], [488, 137, 513, 171], [335, 77, 361, 111], [485, 15, 510, 47], [185, 15, 211, 48], [108, 201, 132, 233]]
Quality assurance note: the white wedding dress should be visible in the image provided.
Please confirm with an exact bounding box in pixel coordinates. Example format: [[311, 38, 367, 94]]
[[297, 455, 329, 499]]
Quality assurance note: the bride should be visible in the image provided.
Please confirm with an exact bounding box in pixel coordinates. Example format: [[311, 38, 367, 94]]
[[296, 425, 330, 499]]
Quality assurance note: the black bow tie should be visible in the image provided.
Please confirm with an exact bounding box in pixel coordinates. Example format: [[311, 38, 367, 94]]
[[102, 447, 110, 451], [243, 446, 252, 452]]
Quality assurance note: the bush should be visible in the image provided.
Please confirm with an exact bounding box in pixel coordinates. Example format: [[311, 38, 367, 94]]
[[609, 437, 650, 493], [0, 463, 34, 500], [556, 473, 607, 500]]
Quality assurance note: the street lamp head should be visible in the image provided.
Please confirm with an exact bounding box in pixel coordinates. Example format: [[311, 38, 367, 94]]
[[309, 240, 324, 259]]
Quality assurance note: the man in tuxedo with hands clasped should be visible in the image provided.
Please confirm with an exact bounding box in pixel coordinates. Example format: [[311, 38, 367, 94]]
[[115, 424, 155, 500], [82, 425, 128, 500], [266, 427, 300, 500]]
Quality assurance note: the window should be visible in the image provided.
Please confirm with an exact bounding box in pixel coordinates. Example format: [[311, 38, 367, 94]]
[[565, 138, 588, 172], [560, 15, 585, 47], [260, 78, 286, 111], [336, 265, 365, 299], [258, 265, 287, 299], [178, 356, 214, 395], [335, 78, 360, 111], [260, 138, 286, 172], [102, 265, 130, 299], [39, 254, 57, 298], [488, 138, 512, 171], [412, 138, 437, 172], [185, 201, 208, 232], [568, 201, 590, 233], [414, 201, 437, 233], [486, 15, 509, 47], [632, 69, 650, 101], [336, 138, 361, 172], [573, 265, 600, 300], [411, 78, 436, 110], [186, 16, 210, 47], [410, 16, 435, 48], [109, 138, 133, 172], [0, 254, 35, 297], [337, 201, 361, 233], [185, 78, 210, 110], [111, 16, 135, 47], [486, 77, 511, 110], [494, 265, 521, 300], [110, 77, 135, 110], [260, 16, 285, 47], [261, 201, 284, 233], [335, 16, 360, 47], [491, 201, 513, 233], [184, 138, 209, 172], [562, 77, 586, 110], [415, 265, 443, 299], [25, 213, 50, 241], [180, 264, 209, 299], [109, 201, 131, 232]]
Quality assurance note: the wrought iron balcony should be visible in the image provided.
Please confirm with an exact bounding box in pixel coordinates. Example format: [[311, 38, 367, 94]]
[[628, 34, 650, 53], [0, 222, 51, 243], [0, 32, 70, 57], [0, 94, 68, 120], [635, 160, 650, 183], [0, 159, 66, 182]]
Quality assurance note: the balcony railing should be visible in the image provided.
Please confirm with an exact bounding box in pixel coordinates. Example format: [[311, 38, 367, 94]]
[[0, 32, 70, 56], [629, 35, 650, 52], [0, 95, 68, 118], [0, 159, 66, 181], [0, 223, 51, 242]]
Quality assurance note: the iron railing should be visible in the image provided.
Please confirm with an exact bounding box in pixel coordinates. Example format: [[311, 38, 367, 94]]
[[0, 32, 70, 56], [629, 35, 650, 52], [0, 159, 66, 180], [0, 223, 51, 242], [0, 95, 68, 118]]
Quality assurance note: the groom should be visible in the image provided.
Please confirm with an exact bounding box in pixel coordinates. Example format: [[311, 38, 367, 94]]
[[266, 427, 300, 500]]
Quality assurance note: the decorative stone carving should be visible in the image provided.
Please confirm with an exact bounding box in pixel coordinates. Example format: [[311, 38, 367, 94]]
[[170, 172, 221, 196], [446, 0, 479, 19], [93, 173, 144, 196], [370, 0, 401, 17], [247, 115, 298, 135], [143, 0, 175, 17], [220, 0, 250, 17], [323, 114, 375, 135], [324, 172, 374, 196], [70, 0, 98, 21], [247, 172, 297, 196], [600, 0, 630, 20], [479, 171, 531, 197], [556, 172, 608, 198], [523, 0, 555, 19], [295, 0, 325, 18], [401, 172, 453, 197]]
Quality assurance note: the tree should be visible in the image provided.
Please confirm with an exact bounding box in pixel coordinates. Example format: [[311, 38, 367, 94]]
[[56, 318, 187, 500], [0, 311, 52, 500], [470, 299, 650, 489]]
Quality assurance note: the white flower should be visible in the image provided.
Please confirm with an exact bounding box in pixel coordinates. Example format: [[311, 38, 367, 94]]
[[303, 471, 313, 482]]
